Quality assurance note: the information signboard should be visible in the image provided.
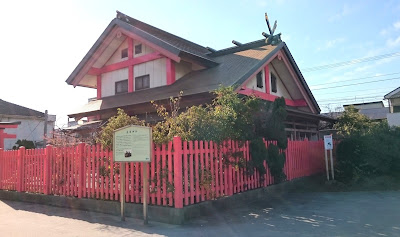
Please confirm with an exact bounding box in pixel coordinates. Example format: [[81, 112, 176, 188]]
[[113, 125, 151, 162], [324, 134, 333, 150]]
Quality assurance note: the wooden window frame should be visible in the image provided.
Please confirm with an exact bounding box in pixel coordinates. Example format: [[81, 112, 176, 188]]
[[115, 79, 128, 95], [271, 73, 277, 93], [121, 48, 128, 59], [135, 74, 150, 91], [135, 44, 142, 55], [256, 71, 263, 88]]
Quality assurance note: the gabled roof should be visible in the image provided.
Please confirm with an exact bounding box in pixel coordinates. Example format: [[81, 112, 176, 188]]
[[66, 11, 218, 86], [69, 41, 320, 117], [67, 12, 320, 117], [384, 87, 400, 99], [0, 99, 44, 117]]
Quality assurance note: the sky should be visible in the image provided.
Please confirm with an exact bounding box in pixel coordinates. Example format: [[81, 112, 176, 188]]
[[1, 0, 400, 128]]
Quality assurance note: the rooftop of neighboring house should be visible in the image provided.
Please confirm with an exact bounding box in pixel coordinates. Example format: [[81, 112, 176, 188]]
[[0, 99, 56, 121], [323, 101, 389, 121], [384, 87, 400, 99], [343, 101, 384, 110]]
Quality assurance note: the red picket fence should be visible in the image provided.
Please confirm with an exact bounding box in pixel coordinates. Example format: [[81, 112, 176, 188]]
[[0, 138, 326, 208]]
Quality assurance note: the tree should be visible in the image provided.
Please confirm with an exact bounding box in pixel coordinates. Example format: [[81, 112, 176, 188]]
[[333, 105, 375, 137], [12, 139, 35, 150], [97, 108, 145, 149]]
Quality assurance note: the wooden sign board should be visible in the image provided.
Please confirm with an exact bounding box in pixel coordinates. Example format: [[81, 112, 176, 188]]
[[113, 125, 152, 162]]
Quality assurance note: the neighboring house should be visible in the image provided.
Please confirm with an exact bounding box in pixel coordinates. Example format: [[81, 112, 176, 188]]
[[343, 101, 389, 121], [66, 11, 333, 140], [0, 99, 56, 150], [384, 87, 400, 127]]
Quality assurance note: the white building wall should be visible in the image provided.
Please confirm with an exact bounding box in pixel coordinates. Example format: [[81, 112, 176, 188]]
[[134, 58, 166, 88], [269, 66, 292, 99], [2, 116, 55, 150], [175, 61, 192, 80], [101, 68, 129, 97], [133, 40, 154, 57], [246, 69, 266, 93], [387, 113, 400, 127], [105, 39, 129, 66]]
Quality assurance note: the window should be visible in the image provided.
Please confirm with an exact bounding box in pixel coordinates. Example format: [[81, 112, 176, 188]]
[[394, 105, 400, 113], [135, 75, 150, 90], [115, 80, 128, 94], [256, 71, 263, 88], [271, 73, 277, 93], [121, 48, 128, 58], [135, 44, 142, 54]]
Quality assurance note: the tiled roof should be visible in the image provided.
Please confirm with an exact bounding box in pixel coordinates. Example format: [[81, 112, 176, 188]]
[[0, 99, 44, 117], [67, 12, 320, 117], [384, 87, 400, 99], [116, 11, 211, 58]]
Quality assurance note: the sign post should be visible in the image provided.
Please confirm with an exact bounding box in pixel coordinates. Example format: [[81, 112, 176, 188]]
[[113, 125, 152, 224], [323, 134, 334, 180]]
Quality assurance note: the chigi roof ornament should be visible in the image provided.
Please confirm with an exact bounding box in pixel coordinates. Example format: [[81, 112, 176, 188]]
[[262, 12, 282, 46]]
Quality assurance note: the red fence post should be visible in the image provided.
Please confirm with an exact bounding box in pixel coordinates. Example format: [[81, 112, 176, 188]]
[[0, 148, 3, 189], [173, 136, 183, 208], [77, 143, 85, 198], [44, 145, 53, 195], [17, 146, 25, 192]]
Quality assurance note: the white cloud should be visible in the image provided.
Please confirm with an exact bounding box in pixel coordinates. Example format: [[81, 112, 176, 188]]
[[281, 34, 291, 42], [394, 21, 400, 30], [326, 38, 346, 48], [329, 4, 352, 22], [316, 37, 346, 52], [387, 36, 400, 47]]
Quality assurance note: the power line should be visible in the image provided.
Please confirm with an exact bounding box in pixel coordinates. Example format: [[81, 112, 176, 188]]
[[318, 97, 384, 105], [317, 95, 383, 103], [316, 92, 384, 101], [302, 51, 400, 72], [309, 72, 400, 87], [312, 77, 400, 90], [313, 87, 390, 96]]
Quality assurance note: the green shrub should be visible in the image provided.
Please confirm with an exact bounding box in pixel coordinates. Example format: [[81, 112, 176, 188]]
[[97, 108, 145, 149], [335, 123, 400, 183]]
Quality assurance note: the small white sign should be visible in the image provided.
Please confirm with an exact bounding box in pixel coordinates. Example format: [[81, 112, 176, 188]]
[[113, 125, 152, 162], [324, 135, 333, 150]]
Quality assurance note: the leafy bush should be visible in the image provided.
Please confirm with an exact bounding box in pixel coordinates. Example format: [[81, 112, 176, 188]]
[[333, 105, 377, 137], [266, 144, 287, 183], [12, 139, 35, 150], [152, 86, 259, 144], [335, 123, 400, 183], [249, 137, 268, 175], [97, 108, 145, 149]]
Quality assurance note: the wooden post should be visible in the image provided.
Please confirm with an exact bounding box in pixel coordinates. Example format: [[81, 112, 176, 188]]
[[0, 148, 3, 190], [77, 143, 85, 198], [173, 136, 183, 208], [17, 146, 25, 192], [143, 162, 148, 224], [324, 149, 329, 181], [120, 162, 126, 221], [43, 110, 48, 146], [44, 145, 52, 195], [329, 149, 334, 180]]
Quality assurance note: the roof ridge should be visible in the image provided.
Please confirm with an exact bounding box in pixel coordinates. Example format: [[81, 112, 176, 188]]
[[0, 98, 44, 117], [116, 11, 209, 54], [207, 39, 268, 57], [384, 86, 400, 98]]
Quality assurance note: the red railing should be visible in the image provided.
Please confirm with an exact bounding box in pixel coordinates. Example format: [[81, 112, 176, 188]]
[[0, 138, 326, 208]]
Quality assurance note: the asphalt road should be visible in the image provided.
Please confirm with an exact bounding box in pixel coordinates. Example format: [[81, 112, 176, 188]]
[[1, 191, 400, 237]]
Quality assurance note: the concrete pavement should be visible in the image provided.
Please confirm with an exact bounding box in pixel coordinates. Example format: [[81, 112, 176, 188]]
[[1, 191, 400, 236]]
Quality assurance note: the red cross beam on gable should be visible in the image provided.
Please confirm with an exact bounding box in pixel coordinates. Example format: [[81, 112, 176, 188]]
[[0, 122, 20, 149]]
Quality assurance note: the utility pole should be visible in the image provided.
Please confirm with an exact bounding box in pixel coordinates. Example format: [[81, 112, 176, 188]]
[[44, 110, 48, 146]]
